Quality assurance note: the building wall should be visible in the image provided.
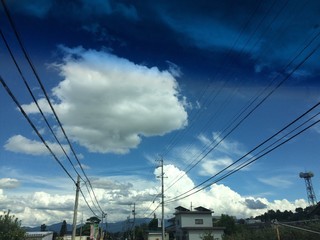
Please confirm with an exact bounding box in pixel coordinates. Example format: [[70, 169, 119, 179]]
[[25, 232, 53, 240], [148, 232, 169, 240], [62, 236, 90, 240], [178, 213, 212, 228], [212, 229, 224, 240], [189, 230, 208, 240], [188, 229, 224, 240]]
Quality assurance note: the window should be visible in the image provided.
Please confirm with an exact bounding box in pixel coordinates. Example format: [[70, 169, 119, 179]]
[[195, 219, 203, 224]]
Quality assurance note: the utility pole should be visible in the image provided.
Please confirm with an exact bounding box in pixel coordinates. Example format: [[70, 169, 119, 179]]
[[132, 203, 136, 240], [160, 159, 165, 240], [156, 158, 165, 240], [101, 212, 105, 240], [72, 175, 80, 240]]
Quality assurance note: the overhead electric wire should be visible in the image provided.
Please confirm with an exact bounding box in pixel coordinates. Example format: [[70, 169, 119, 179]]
[[79, 188, 100, 218], [142, 0, 317, 218], [161, 0, 294, 191], [159, 0, 270, 191], [166, 104, 319, 202], [165, 39, 320, 202], [0, 29, 83, 183], [150, 25, 320, 217], [159, 0, 265, 158], [1, 0, 104, 215], [166, 106, 320, 203], [0, 74, 103, 217], [0, 75, 76, 184], [163, 27, 320, 194], [212, 111, 320, 185], [0, 24, 102, 219]]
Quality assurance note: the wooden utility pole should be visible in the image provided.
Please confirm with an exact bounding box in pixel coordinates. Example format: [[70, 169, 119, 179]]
[[72, 175, 80, 240], [132, 203, 136, 240], [161, 159, 165, 240]]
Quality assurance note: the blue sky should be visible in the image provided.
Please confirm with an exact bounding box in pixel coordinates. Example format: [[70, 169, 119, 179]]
[[0, 0, 320, 227]]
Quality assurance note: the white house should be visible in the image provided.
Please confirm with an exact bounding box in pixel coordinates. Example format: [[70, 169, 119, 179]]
[[147, 231, 169, 240], [167, 206, 224, 240], [25, 231, 53, 240], [62, 236, 90, 240]]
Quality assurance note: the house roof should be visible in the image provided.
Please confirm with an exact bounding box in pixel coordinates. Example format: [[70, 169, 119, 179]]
[[174, 206, 213, 215], [194, 206, 211, 212], [175, 206, 190, 212]]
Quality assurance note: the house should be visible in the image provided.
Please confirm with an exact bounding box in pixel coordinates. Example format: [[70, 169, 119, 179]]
[[62, 236, 90, 240], [167, 206, 224, 240], [147, 231, 169, 240], [25, 231, 53, 240]]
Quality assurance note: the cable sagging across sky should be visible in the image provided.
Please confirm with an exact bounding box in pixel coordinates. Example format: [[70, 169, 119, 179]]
[[165, 101, 320, 203], [1, 0, 105, 217]]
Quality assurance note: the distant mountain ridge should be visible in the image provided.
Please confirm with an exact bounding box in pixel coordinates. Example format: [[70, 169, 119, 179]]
[[24, 218, 152, 233]]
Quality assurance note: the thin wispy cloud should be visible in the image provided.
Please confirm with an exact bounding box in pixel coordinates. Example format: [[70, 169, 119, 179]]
[[258, 176, 294, 188]]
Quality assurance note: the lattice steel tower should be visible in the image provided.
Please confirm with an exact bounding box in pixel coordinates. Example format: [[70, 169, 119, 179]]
[[299, 172, 317, 206]]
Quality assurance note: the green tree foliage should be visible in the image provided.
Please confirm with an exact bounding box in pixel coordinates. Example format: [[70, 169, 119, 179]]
[[134, 223, 148, 240], [223, 222, 320, 240], [215, 214, 237, 235], [87, 216, 101, 224], [60, 220, 67, 236], [76, 223, 91, 236], [40, 223, 47, 231], [200, 231, 214, 240], [222, 206, 320, 240], [148, 218, 159, 231], [255, 206, 314, 222], [222, 227, 277, 240], [76, 216, 101, 237], [0, 210, 25, 240]]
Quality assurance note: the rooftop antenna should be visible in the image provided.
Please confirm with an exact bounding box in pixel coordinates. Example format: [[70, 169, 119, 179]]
[[299, 171, 317, 206]]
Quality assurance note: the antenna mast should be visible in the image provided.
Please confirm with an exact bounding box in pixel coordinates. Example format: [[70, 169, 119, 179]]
[[299, 171, 317, 206]]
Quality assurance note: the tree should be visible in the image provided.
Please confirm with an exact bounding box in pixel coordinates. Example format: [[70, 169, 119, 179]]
[[77, 223, 91, 236], [215, 214, 236, 235], [134, 223, 148, 240], [60, 220, 67, 236], [148, 218, 159, 230], [200, 231, 214, 240], [40, 223, 47, 231], [86, 216, 101, 224], [0, 210, 25, 240]]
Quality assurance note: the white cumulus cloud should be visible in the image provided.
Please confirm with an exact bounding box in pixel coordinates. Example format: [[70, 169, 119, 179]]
[[199, 157, 234, 176], [4, 135, 69, 157], [0, 178, 20, 189], [23, 47, 188, 154], [1, 163, 308, 227]]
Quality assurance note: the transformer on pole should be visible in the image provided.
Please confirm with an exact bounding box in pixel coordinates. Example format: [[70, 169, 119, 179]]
[[299, 171, 317, 206]]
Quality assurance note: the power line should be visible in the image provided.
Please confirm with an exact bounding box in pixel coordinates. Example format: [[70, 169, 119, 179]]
[[0, 25, 102, 217], [79, 188, 100, 218], [161, 0, 315, 193], [163, 28, 320, 195], [158, 0, 268, 160], [0, 75, 105, 218], [0, 75, 76, 184], [0, 28, 83, 183], [1, 0, 104, 216], [166, 103, 320, 203]]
